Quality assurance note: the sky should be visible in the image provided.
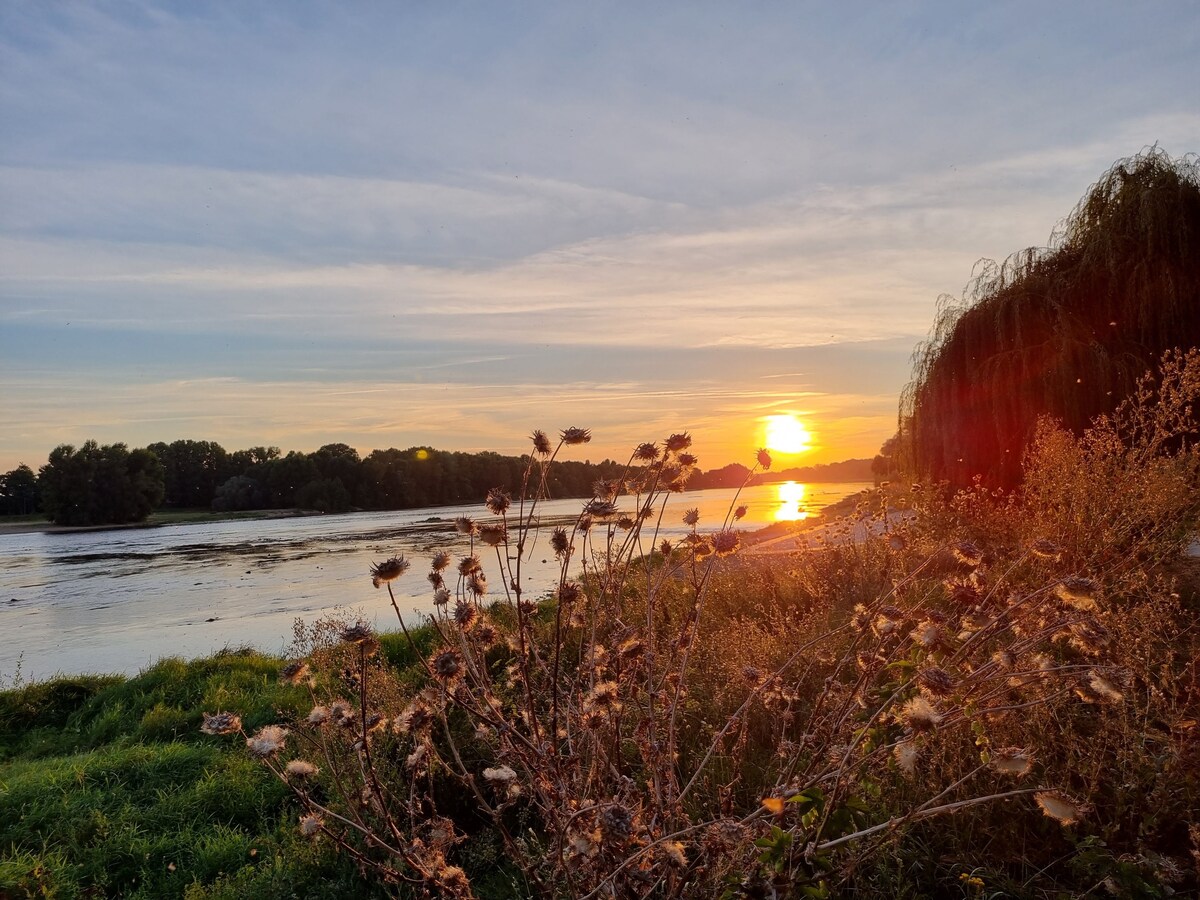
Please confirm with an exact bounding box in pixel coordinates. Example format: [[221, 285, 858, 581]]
[[1, 2, 1197, 473]]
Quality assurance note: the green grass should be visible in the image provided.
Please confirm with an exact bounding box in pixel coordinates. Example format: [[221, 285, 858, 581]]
[[0, 651, 391, 900]]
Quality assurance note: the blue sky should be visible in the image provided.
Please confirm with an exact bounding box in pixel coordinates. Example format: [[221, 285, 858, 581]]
[[2, 2, 1197, 471]]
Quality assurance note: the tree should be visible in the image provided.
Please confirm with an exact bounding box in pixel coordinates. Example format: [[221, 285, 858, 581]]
[[0, 464, 40, 515], [147, 439, 229, 508], [38, 441, 165, 525], [902, 149, 1200, 488]]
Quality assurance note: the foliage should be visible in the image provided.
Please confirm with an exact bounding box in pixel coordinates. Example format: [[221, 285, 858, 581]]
[[37, 441, 165, 525], [902, 148, 1200, 488], [0, 464, 40, 516]]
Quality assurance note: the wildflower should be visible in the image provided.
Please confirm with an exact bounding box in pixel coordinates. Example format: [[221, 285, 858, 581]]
[[953, 541, 983, 567], [683, 507, 700, 526], [618, 637, 644, 659], [369, 555, 410, 588], [246, 724, 289, 758], [454, 600, 478, 630], [992, 649, 1016, 670], [592, 478, 619, 500], [599, 803, 634, 842], [852, 604, 871, 631], [279, 660, 310, 685], [900, 696, 942, 732], [285, 759, 319, 780], [585, 681, 621, 710], [894, 741, 920, 776], [306, 705, 330, 726], [948, 581, 980, 605], [431, 550, 451, 571], [918, 667, 956, 697], [298, 813, 323, 837], [1055, 577, 1100, 611], [458, 555, 482, 575], [757, 448, 772, 470], [430, 649, 464, 683], [665, 432, 692, 453], [568, 827, 602, 858], [560, 427, 592, 445], [483, 765, 517, 785], [433, 587, 451, 606], [530, 429, 552, 454], [1035, 790, 1087, 825], [473, 621, 498, 646], [340, 621, 374, 644], [201, 711, 242, 736], [677, 452, 698, 468], [1029, 539, 1063, 561], [329, 700, 355, 728], [468, 572, 488, 597], [478, 523, 507, 546], [634, 441, 659, 461], [734, 504, 748, 520], [485, 487, 510, 515], [428, 570, 445, 590], [406, 743, 428, 771], [454, 516, 478, 536], [990, 747, 1033, 776], [659, 539, 673, 556]]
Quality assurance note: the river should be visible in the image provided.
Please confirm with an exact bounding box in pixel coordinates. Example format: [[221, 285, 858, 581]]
[[0, 482, 868, 682]]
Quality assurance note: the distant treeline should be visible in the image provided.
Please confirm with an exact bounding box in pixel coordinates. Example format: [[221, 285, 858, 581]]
[[2, 438, 873, 525]]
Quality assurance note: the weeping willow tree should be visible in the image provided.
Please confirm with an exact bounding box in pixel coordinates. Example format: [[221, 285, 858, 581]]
[[900, 148, 1200, 489]]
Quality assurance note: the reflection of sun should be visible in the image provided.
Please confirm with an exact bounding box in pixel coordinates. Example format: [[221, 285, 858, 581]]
[[775, 481, 809, 521], [764, 415, 812, 454]]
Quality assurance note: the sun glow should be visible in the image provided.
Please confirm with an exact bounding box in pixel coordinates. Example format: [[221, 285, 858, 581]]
[[763, 414, 812, 455]]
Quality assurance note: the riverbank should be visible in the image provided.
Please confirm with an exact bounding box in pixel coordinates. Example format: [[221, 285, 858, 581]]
[[0, 507, 324, 537]]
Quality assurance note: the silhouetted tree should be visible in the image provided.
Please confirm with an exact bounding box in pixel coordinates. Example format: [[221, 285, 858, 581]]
[[901, 149, 1200, 488], [38, 441, 165, 525], [0, 465, 40, 516]]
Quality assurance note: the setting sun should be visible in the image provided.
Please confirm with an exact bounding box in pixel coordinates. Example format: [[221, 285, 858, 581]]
[[763, 414, 812, 455]]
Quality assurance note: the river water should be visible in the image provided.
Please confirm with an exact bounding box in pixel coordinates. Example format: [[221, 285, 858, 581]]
[[0, 482, 868, 682]]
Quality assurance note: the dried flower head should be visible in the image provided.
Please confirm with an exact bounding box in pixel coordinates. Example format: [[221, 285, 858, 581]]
[[677, 452, 698, 468], [530, 429, 552, 454], [201, 711, 242, 736], [1069, 618, 1112, 654], [549, 527, 571, 558], [339, 620, 374, 644], [458, 555, 482, 575], [369, 555, 410, 588], [431, 550, 452, 572], [991, 747, 1034, 776], [713, 530, 741, 556], [953, 541, 984, 567], [1085, 671, 1125, 704], [733, 504, 748, 521], [485, 487, 511, 515], [306, 705, 330, 726], [329, 700, 355, 728], [298, 813, 323, 837], [663, 841, 688, 867], [1055, 577, 1100, 611], [396, 699, 434, 734], [888, 533, 908, 551], [478, 523, 507, 546], [910, 620, 944, 649], [919, 667, 956, 697], [430, 649, 464, 683], [584, 499, 620, 518], [901, 696, 943, 732], [285, 759, 319, 780], [483, 765, 517, 785], [560, 427, 592, 445], [664, 432, 692, 453], [757, 448, 772, 470], [682, 507, 700, 526], [599, 803, 634, 842], [894, 740, 920, 776], [454, 600, 479, 630], [634, 441, 659, 461], [659, 539, 673, 556], [556, 580, 583, 604], [454, 516, 478, 536], [246, 724, 289, 758], [1035, 790, 1087, 825], [279, 661, 310, 685], [467, 572, 488, 597], [1029, 538, 1063, 561], [433, 587, 451, 606]]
